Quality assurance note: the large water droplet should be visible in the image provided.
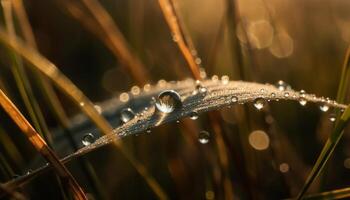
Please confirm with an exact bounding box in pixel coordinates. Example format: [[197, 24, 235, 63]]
[[276, 80, 290, 91], [120, 108, 135, 123], [156, 90, 182, 113], [254, 98, 266, 110], [198, 131, 210, 144], [189, 111, 199, 120], [82, 133, 95, 146], [319, 104, 329, 112]]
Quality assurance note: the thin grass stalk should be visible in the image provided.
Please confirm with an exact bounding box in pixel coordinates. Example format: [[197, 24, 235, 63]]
[[80, 0, 149, 85], [11, 1, 107, 198], [0, 27, 168, 200], [0, 126, 25, 169], [302, 187, 350, 200], [157, 1, 235, 198], [0, 183, 26, 200], [0, 89, 87, 199], [157, 0, 201, 79], [1, 0, 51, 142], [296, 105, 350, 199]]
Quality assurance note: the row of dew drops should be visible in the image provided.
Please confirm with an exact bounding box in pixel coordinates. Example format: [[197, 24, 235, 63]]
[[82, 77, 339, 147]]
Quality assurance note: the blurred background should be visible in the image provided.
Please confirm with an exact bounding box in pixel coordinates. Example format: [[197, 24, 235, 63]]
[[0, 0, 350, 199]]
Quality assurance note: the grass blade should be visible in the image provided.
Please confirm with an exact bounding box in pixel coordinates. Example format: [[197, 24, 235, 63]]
[[157, 0, 201, 79], [303, 187, 350, 200], [0, 89, 87, 199], [296, 106, 350, 199], [80, 0, 150, 85], [0, 27, 168, 200]]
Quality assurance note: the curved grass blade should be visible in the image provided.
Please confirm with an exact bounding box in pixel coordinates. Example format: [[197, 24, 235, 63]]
[[3, 79, 347, 191], [0, 89, 87, 199]]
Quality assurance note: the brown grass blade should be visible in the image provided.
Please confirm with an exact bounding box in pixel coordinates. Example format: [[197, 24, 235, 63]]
[[0, 183, 26, 200], [0, 89, 87, 199], [79, 0, 150, 85], [157, 0, 201, 79], [0, 27, 167, 200]]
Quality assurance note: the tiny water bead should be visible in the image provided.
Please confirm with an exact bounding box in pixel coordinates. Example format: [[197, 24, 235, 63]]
[[319, 104, 330, 112], [189, 111, 199, 120], [299, 97, 307, 106], [276, 80, 290, 91], [82, 133, 95, 146], [94, 105, 102, 114], [156, 90, 182, 113], [329, 113, 337, 122], [195, 80, 207, 94], [283, 92, 289, 98], [221, 75, 229, 85], [120, 108, 135, 123], [198, 131, 210, 144], [231, 96, 238, 103], [254, 98, 266, 110]]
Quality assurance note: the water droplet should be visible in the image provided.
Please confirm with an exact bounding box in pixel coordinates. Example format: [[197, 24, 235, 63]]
[[119, 92, 129, 102], [284, 92, 289, 98], [319, 104, 329, 112], [131, 86, 141, 95], [299, 97, 307, 106], [146, 128, 151, 133], [211, 75, 219, 82], [80, 102, 85, 107], [276, 80, 290, 91], [94, 105, 102, 114], [260, 88, 265, 93], [270, 92, 276, 98], [189, 111, 199, 120], [254, 98, 266, 110], [176, 120, 180, 123], [329, 113, 336, 122], [221, 75, 229, 85], [82, 133, 95, 146], [300, 90, 306, 97], [198, 131, 210, 144], [195, 80, 207, 94], [231, 96, 238, 103], [156, 90, 182, 113], [120, 108, 135, 123]]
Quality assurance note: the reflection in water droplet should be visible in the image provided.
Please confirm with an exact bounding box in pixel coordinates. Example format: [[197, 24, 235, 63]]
[[320, 104, 329, 112], [156, 90, 182, 113], [82, 133, 95, 146], [189, 111, 199, 120], [120, 108, 135, 123], [284, 92, 289, 98], [254, 98, 266, 110], [198, 131, 210, 144], [248, 130, 270, 150]]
